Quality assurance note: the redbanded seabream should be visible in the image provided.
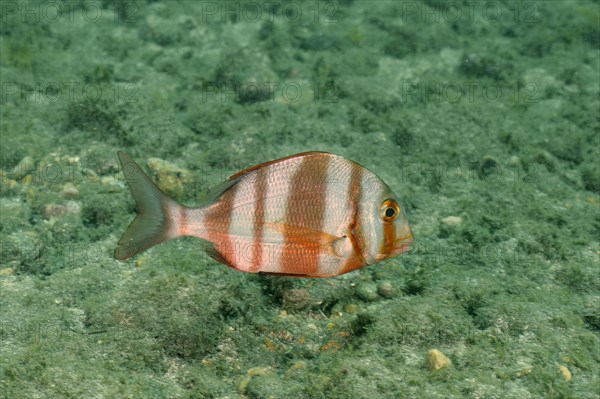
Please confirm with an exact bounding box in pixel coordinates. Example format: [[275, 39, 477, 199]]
[[114, 151, 414, 277]]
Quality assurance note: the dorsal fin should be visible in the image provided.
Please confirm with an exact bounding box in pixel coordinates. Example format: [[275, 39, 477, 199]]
[[198, 152, 330, 206], [198, 177, 240, 206], [228, 151, 331, 180]]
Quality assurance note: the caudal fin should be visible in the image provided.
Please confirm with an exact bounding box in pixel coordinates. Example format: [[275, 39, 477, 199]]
[[114, 151, 182, 260]]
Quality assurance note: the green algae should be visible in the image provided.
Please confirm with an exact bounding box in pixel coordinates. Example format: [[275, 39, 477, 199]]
[[1, 1, 599, 398]]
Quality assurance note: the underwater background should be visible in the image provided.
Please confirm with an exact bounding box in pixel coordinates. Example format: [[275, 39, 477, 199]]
[[1, 0, 599, 398]]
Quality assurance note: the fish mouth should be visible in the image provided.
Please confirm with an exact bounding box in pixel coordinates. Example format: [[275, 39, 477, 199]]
[[393, 233, 414, 253], [374, 233, 414, 261]]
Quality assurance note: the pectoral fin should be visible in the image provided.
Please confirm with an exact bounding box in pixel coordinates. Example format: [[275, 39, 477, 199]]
[[264, 222, 346, 258]]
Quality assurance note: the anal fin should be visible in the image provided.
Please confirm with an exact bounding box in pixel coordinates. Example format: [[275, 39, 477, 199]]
[[204, 242, 236, 269], [259, 271, 318, 278]]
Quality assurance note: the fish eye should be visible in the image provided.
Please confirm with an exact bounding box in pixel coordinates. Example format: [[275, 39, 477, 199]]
[[380, 199, 401, 222]]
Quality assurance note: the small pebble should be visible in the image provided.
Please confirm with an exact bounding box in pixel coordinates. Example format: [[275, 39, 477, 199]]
[[237, 375, 252, 394], [356, 282, 378, 302], [283, 289, 312, 311], [61, 182, 79, 198], [82, 168, 99, 182], [12, 156, 34, 178], [1, 179, 17, 191], [135, 256, 149, 268], [426, 349, 451, 371], [247, 367, 272, 377], [441, 216, 462, 226], [100, 176, 121, 192], [44, 201, 81, 219], [479, 155, 500, 177], [285, 361, 306, 378], [377, 281, 395, 298], [146, 157, 193, 197], [535, 151, 555, 170], [558, 365, 571, 381], [515, 366, 533, 378], [237, 367, 272, 394], [344, 304, 359, 314]]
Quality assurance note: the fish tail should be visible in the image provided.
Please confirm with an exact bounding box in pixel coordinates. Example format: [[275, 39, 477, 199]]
[[114, 151, 184, 260]]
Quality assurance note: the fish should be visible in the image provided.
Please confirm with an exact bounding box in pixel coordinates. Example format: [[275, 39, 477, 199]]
[[114, 151, 413, 278]]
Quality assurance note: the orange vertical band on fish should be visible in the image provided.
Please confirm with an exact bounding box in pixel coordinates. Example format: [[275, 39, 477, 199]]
[[114, 151, 414, 277]]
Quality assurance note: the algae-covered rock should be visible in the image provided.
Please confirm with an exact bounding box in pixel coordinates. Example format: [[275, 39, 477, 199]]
[[11, 155, 35, 180], [1, 198, 31, 230], [60, 182, 79, 198], [44, 201, 81, 220], [66, 99, 126, 140], [356, 282, 378, 302], [237, 366, 273, 394], [426, 349, 452, 371], [146, 157, 194, 198], [441, 216, 462, 227], [0, 174, 18, 194], [140, 13, 183, 46], [283, 288, 313, 312], [377, 281, 395, 298], [559, 365, 572, 381], [582, 296, 600, 331], [514, 366, 533, 378], [522, 68, 563, 98]]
